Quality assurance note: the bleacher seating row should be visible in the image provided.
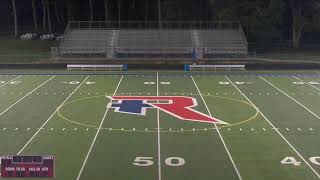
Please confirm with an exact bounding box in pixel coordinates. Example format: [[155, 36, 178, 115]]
[[59, 29, 248, 58]]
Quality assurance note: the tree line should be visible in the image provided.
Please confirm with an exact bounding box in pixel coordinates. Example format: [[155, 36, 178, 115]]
[[7, 0, 320, 47]]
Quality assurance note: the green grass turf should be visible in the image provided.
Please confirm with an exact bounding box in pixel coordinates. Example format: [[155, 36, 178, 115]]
[[0, 73, 319, 180], [0, 38, 57, 63]]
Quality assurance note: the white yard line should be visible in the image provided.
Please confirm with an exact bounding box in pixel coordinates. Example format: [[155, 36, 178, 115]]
[[225, 76, 320, 179], [76, 75, 123, 180], [17, 76, 89, 155], [0, 76, 55, 118], [191, 76, 242, 180], [0, 75, 22, 88], [260, 76, 320, 120], [293, 76, 320, 91], [156, 72, 162, 180]]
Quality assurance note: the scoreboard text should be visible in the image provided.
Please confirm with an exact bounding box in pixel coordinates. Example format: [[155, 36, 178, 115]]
[[0, 155, 54, 178]]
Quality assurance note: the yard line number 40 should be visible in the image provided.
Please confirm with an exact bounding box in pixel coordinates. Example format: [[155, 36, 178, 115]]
[[133, 157, 185, 167], [281, 156, 320, 166]]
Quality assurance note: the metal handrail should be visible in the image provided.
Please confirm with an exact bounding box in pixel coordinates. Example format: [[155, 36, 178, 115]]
[[67, 21, 241, 30]]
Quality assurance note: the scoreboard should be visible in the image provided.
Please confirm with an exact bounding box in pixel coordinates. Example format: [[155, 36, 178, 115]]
[[0, 156, 54, 178]]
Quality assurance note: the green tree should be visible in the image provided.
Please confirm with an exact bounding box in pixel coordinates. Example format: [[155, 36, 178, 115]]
[[32, 0, 39, 31], [288, 0, 320, 47]]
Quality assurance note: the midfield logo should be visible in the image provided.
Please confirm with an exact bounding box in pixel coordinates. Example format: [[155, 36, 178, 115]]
[[108, 96, 227, 124]]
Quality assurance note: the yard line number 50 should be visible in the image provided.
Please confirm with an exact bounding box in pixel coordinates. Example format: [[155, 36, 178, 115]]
[[133, 157, 185, 167]]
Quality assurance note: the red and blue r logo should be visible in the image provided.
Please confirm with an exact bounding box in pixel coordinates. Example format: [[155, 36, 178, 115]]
[[108, 96, 227, 124]]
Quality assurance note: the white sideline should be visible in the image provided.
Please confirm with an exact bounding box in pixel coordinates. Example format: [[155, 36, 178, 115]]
[[76, 75, 123, 180], [0, 76, 55, 118], [191, 76, 243, 180], [156, 72, 162, 180], [260, 76, 320, 121], [293, 76, 320, 91], [0, 75, 22, 88], [17, 76, 89, 155], [225, 76, 320, 179]]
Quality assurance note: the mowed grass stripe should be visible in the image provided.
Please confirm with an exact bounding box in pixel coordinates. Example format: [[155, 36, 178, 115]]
[[76, 75, 123, 180], [19, 75, 122, 180], [226, 76, 320, 179], [293, 76, 320, 91], [259, 76, 320, 174], [0, 76, 55, 118], [0, 76, 86, 155], [0, 75, 21, 88], [192, 75, 242, 180], [264, 76, 320, 117], [226, 75, 320, 179], [18, 76, 90, 155], [79, 75, 158, 180], [158, 76, 239, 180], [0, 75, 52, 113], [261, 76, 320, 119], [194, 76, 317, 180]]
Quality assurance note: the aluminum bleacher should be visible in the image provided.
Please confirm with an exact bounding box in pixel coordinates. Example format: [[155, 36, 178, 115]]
[[60, 30, 115, 56], [116, 30, 193, 58], [200, 30, 248, 57], [57, 21, 248, 59]]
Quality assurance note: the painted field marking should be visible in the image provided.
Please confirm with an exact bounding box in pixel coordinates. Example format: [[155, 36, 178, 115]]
[[0, 76, 55, 118], [157, 72, 162, 180], [0, 126, 315, 134], [0, 75, 22, 88], [76, 75, 123, 180], [293, 76, 320, 91], [17, 76, 89, 155], [260, 76, 320, 121], [225, 76, 320, 178], [191, 76, 243, 180]]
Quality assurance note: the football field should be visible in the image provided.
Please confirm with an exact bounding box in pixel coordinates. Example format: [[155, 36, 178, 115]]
[[0, 72, 320, 180]]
